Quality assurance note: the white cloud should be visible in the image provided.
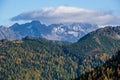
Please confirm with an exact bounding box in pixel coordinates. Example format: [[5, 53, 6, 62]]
[[11, 6, 120, 26]]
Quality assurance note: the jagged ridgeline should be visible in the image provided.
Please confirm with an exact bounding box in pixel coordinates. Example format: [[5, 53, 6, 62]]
[[0, 26, 120, 79], [1, 20, 98, 42], [75, 51, 120, 80]]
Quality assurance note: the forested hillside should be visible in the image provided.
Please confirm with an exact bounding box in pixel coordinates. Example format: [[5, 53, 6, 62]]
[[75, 51, 120, 80], [64, 26, 120, 74], [0, 26, 120, 80]]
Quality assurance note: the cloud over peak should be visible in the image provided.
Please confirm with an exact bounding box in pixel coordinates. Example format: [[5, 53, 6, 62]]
[[11, 6, 120, 26]]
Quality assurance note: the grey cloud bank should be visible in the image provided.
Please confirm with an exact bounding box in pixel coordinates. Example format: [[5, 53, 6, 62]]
[[11, 6, 120, 26]]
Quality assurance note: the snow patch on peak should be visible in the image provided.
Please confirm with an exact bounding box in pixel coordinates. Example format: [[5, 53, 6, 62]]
[[68, 31, 78, 37], [53, 27, 65, 33]]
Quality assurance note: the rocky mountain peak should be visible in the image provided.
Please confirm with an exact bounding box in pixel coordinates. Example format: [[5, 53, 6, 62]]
[[0, 21, 99, 42]]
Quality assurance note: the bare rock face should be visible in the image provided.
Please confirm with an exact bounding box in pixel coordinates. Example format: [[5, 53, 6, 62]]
[[47, 23, 98, 42], [10, 21, 98, 42], [0, 26, 21, 40]]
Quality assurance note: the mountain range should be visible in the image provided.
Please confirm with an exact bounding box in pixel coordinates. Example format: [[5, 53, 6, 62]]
[[0, 21, 98, 42], [0, 26, 120, 80]]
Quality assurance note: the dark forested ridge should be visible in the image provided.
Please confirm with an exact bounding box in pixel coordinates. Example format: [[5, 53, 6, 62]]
[[0, 26, 120, 80], [75, 51, 120, 80]]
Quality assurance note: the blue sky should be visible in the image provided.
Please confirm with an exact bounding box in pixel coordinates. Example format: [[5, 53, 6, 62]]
[[0, 0, 120, 26]]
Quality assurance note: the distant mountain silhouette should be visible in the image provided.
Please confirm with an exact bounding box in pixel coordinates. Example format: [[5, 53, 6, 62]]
[[0, 20, 99, 42]]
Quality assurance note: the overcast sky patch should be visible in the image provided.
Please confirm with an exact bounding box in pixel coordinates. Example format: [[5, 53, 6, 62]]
[[11, 6, 120, 26]]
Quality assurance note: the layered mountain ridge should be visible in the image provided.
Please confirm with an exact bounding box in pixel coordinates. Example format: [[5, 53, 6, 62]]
[[0, 21, 98, 42], [0, 26, 120, 80]]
